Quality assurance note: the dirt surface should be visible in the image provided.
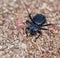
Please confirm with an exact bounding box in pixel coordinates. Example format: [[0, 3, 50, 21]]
[[0, 0, 60, 58]]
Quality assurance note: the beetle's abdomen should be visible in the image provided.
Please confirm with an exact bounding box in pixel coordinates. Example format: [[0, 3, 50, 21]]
[[33, 14, 46, 25]]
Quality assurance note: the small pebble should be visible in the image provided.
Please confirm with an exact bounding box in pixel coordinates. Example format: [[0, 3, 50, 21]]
[[0, 45, 2, 50], [21, 43, 27, 49]]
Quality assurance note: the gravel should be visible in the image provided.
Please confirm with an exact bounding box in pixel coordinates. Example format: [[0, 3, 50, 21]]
[[0, 0, 60, 58]]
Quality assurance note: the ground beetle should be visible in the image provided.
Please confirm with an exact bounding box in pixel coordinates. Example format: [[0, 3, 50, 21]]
[[23, 2, 52, 41]]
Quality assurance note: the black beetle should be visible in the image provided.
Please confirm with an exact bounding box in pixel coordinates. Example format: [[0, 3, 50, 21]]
[[25, 13, 52, 41], [23, 2, 52, 41]]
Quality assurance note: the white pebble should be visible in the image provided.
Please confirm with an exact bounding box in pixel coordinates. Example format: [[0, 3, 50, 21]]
[[41, 3, 47, 9], [21, 43, 27, 49], [46, 6, 53, 11], [0, 46, 2, 49]]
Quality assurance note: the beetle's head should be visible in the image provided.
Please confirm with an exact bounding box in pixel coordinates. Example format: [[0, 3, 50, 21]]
[[26, 27, 36, 36]]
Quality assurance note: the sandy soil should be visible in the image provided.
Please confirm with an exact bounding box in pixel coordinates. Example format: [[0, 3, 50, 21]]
[[0, 0, 60, 58]]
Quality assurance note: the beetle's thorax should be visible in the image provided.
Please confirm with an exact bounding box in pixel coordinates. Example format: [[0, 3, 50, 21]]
[[27, 23, 39, 35]]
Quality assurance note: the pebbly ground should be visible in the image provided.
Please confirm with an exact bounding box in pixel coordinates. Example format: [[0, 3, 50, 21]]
[[0, 0, 60, 58]]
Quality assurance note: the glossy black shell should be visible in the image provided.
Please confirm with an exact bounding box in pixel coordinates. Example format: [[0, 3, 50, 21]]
[[33, 14, 46, 25]]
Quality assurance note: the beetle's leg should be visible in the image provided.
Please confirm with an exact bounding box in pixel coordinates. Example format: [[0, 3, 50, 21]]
[[22, 1, 33, 22], [42, 23, 53, 26], [34, 34, 40, 42], [34, 31, 42, 42], [40, 28, 48, 30], [25, 27, 29, 36], [28, 14, 35, 23]]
